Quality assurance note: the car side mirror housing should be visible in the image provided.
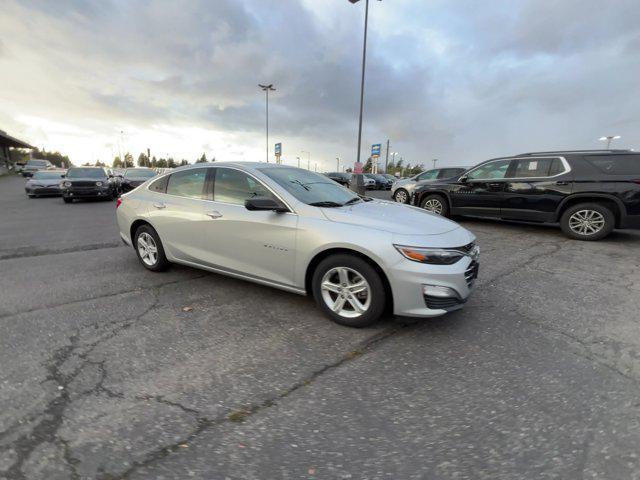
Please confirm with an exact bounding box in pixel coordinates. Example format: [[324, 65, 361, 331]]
[[245, 196, 288, 213], [459, 175, 468, 183], [60, 174, 66, 178]]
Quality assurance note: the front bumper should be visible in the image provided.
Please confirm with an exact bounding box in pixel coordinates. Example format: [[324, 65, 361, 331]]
[[26, 186, 61, 196], [388, 254, 478, 318], [62, 187, 112, 198]]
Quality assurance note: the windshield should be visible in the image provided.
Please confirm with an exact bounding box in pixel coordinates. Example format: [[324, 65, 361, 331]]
[[66, 168, 106, 179], [28, 160, 47, 166], [125, 169, 156, 179], [259, 167, 360, 206], [32, 171, 64, 179]]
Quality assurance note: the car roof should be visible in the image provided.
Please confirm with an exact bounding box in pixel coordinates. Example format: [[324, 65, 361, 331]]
[[516, 149, 634, 157]]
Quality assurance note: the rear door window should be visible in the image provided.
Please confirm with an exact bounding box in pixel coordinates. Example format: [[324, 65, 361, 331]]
[[213, 168, 275, 205], [166, 169, 207, 199], [586, 155, 640, 175], [417, 170, 439, 181], [438, 168, 465, 179]]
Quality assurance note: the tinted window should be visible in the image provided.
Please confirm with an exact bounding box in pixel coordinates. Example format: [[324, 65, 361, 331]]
[[548, 158, 565, 176], [438, 168, 465, 179], [214, 168, 275, 205], [67, 168, 107, 179], [149, 175, 169, 193], [512, 158, 555, 178], [467, 159, 511, 180], [28, 160, 48, 167], [417, 170, 438, 181], [32, 171, 64, 179], [166, 169, 207, 199], [586, 155, 640, 175]]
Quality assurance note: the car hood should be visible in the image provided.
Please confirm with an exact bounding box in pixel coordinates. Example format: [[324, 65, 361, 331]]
[[320, 199, 461, 235], [27, 178, 61, 186]]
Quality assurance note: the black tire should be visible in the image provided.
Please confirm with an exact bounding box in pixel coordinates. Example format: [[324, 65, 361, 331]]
[[133, 224, 169, 271], [420, 194, 449, 217], [311, 254, 386, 328], [560, 202, 615, 241], [393, 188, 410, 204], [63, 197, 73, 203], [27, 194, 35, 198]]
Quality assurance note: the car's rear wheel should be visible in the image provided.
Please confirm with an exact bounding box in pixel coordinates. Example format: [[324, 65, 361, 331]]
[[560, 203, 614, 241], [312, 254, 386, 328], [134, 224, 169, 271], [393, 188, 409, 204], [420, 194, 449, 217], [63, 197, 73, 203]]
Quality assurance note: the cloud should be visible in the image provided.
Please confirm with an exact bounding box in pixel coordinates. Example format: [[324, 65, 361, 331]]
[[0, 0, 639, 168]]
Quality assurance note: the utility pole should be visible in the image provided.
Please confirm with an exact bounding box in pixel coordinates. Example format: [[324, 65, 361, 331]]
[[259, 84, 275, 162], [336, 157, 340, 171], [432, 158, 438, 169], [296, 156, 301, 168]]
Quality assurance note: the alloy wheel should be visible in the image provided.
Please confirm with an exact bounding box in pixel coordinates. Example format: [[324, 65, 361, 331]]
[[394, 190, 408, 203], [137, 232, 159, 266], [423, 198, 443, 215], [568, 209, 605, 236], [320, 267, 371, 318]]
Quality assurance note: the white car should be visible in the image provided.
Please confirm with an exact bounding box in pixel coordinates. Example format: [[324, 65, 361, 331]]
[[116, 163, 479, 327]]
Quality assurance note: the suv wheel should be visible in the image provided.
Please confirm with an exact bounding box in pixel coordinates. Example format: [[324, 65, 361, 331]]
[[393, 189, 409, 204], [420, 194, 449, 217], [134, 225, 169, 271], [560, 203, 615, 241], [63, 197, 73, 204], [312, 254, 386, 328]]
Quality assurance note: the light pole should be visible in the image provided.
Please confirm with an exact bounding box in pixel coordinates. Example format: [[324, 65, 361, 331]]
[[296, 156, 301, 168], [599, 135, 620, 149], [432, 158, 438, 169], [259, 84, 275, 162], [349, 0, 380, 190], [301, 150, 310, 170], [336, 157, 341, 171]]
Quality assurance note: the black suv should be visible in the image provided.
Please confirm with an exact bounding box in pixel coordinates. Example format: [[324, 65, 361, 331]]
[[324, 172, 352, 186], [412, 150, 640, 240], [61, 166, 119, 203]]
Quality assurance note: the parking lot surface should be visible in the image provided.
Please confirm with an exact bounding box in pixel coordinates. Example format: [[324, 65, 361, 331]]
[[1, 174, 640, 479]]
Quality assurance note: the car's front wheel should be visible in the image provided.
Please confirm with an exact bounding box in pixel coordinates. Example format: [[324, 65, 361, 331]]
[[63, 197, 73, 203], [312, 254, 386, 328], [134, 224, 169, 271], [393, 188, 409, 204], [560, 203, 615, 241]]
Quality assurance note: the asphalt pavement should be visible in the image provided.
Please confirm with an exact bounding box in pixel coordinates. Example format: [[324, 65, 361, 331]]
[[1, 174, 640, 480]]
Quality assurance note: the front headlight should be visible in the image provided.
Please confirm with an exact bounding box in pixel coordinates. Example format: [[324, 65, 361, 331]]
[[394, 245, 465, 265], [96, 181, 103, 186], [63, 181, 72, 187]]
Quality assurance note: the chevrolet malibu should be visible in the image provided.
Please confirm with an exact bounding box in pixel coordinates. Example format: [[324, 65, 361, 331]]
[[116, 163, 479, 327]]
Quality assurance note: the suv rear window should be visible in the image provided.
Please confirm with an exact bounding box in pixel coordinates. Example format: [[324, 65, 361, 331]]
[[586, 155, 640, 175]]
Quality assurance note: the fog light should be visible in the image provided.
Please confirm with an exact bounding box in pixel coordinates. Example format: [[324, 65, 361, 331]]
[[422, 285, 458, 298]]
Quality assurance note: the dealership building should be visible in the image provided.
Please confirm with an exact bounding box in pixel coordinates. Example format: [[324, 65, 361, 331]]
[[0, 129, 34, 175]]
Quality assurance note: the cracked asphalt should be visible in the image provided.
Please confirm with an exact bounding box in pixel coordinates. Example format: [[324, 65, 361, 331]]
[[1, 174, 640, 480]]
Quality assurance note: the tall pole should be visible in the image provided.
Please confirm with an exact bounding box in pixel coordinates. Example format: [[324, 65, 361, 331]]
[[384, 139, 389, 173], [301, 150, 310, 170], [296, 156, 301, 168], [259, 84, 275, 163], [432, 158, 438, 169], [336, 157, 340, 171], [355, 0, 369, 166]]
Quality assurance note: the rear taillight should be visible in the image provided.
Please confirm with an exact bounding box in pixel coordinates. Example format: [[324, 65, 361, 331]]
[[116, 197, 122, 208]]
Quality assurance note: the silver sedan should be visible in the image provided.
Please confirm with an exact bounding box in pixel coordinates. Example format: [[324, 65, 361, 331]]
[[116, 163, 479, 327]]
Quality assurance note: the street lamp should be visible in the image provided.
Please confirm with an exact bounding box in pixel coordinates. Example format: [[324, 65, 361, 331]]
[[348, 0, 380, 169], [336, 157, 341, 171], [259, 84, 276, 162], [432, 158, 438, 169], [599, 135, 621, 149], [296, 156, 301, 168]]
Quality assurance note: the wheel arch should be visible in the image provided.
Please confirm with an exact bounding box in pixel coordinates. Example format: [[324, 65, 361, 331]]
[[130, 218, 154, 243], [304, 247, 394, 314], [555, 194, 626, 227], [416, 189, 452, 209]]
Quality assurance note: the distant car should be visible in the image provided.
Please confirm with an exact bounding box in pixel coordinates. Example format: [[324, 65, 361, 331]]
[[370, 174, 393, 190], [61, 166, 119, 203], [324, 172, 352, 187], [24, 170, 66, 197], [21, 159, 54, 177], [120, 168, 158, 193], [381, 173, 396, 182], [412, 150, 640, 241], [391, 167, 467, 204], [363, 173, 388, 190]]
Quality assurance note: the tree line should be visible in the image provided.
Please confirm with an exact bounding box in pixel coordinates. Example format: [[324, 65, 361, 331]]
[[82, 152, 214, 169]]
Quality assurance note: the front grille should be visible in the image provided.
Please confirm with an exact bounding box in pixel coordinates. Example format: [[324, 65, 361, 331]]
[[465, 261, 479, 288], [424, 295, 465, 310], [70, 181, 100, 188]]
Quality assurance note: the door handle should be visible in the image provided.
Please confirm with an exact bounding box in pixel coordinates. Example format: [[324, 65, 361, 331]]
[[488, 183, 502, 188], [556, 181, 569, 186], [153, 202, 166, 209], [206, 211, 223, 219]]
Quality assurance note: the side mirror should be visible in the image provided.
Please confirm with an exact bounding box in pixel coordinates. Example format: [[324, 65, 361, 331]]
[[60, 174, 65, 178], [459, 175, 468, 183], [245, 196, 288, 213]]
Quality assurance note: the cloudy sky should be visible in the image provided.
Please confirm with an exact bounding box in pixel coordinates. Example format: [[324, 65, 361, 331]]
[[1, 0, 639, 170]]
